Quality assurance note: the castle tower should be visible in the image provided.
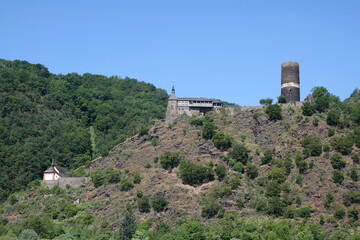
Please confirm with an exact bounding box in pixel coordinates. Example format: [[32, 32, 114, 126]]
[[281, 61, 300, 103], [165, 83, 178, 123]]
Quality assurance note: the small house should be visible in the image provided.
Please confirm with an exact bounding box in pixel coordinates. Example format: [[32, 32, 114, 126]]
[[43, 159, 68, 181]]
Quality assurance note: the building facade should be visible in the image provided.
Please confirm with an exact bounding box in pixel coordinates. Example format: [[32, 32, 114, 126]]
[[165, 85, 222, 123]]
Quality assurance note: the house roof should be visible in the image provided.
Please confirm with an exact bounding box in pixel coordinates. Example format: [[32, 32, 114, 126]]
[[178, 97, 222, 103], [44, 164, 68, 177]]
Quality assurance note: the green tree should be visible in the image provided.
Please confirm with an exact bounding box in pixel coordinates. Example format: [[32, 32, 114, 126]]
[[301, 102, 315, 116], [202, 121, 216, 140], [301, 136, 322, 157], [159, 152, 181, 171], [246, 163, 258, 179], [277, 95, 286, 104], [349, 167, 358, 181], [119, 209, 137, 240], [331, 135, 354, 155], [152, 197, 168, 212], [229, 143, 250, 164], [18, 229, 40, 240], [259, 98, 273, 106], [138, 196, 151, 213], [179, 161, 214, 186], [212, 132, 232, 151], [261, 149, 273, 165], [215, 165, 227, 180], [330, 154, 346, 170], [265, 104, 282, 121], [332, 170, 345, 184]]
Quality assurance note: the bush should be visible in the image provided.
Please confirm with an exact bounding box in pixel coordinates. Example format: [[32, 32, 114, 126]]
[[332, 170, 344, 184], [343, 191, 360, 206], [91, 171, 105, 188], [119, 178, 134, 191], [277, 95, 286, 104], [189, 117, 204, 126], [179, 161, 214, 186], [19, 216, 63, 239], [201, 197, 220, 218], [295, 151, 307, 173], [268, 167, 287, 183], [328, 128, 335, 137], [354, 127, 360, 148], [267, 197, 284, 216], [352, 154, 360, 164], [324, 192, 334, 209], [229, 177, 241, 189], [265, 180, 281, 198], [151, 197, 168, 212], [202, 121, 216, 140], [265, 104, 282, 121], [138, 196, 151, 213], [236, 198, 245, 209], [330, 154, 346, 170], [323, 144, 330, 152], [215, 165, 227, 180], [212, 132, 232, 151], [326, 110, 341, 126], [18, 229, 39, 240], [334, 205, 346, 219], [233, 162, 244, 173], [260, 98, 273, 106], [349, 167, 358, 181], [296, 206, 314, 218], [348, 208, 358, 221], [261, 149, 273, 165], [302, 102, 316, 116], [331, 135, 354, 155], [118, 209, 136, 240], [159, 151, 181, 171], [133, 172, 141, 184], [246, 163, 258, 179], [211, 186, 232, 198], [301, 136, 322, 157], [104, 167, 121, 183], [229, 143, 250, 164]]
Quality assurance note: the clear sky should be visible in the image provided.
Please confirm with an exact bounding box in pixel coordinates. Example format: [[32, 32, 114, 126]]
[[1, 1, 359, 106]]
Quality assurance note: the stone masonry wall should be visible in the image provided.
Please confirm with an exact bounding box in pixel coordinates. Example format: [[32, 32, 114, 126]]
[[45, 177, 91, 189]]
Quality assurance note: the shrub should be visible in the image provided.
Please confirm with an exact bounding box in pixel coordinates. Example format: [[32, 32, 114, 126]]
[[229, 143, 250, 164], [295, 175, 303, 185], [233, 162, 244, 173], [265, 104, 282, 121], [301, 136, 322, 156], [91, 171, 105, 188], [331, 135, 354, 155], [265, 180, 281, 198], [236, 198, 245, 209], [348, 208, 358, 221], [19, 216, 63, 239], [151, 197, 168, 212], [302, 102, 315, 116], [334, 205, 346, 219], [229, 177, 241, 189], [118, 209, 136, 240], [267, 197, 284, 216], [277, 95, 286, 104], [202, 121, 216, 140], [323, 144, 330, 152], [139, 124, 149, 136], [211, 186, 232, 198], [261, 149, 273, 165], [246, 163, 258, 179], [179, 161, 214, 186], [268, 167, 287, 183], [104, 167, 121, 183], [215, 165, 227, 180], [324, 192, 333, 209], [349, 167, 358, 181], [332, 170, 344, 184], [254, 198, 267, 212], [352, 154, 360, 164], [326, 110, 341, 126], [328, 128, 335, 137], [119, 178, 134, 191], [259, 98, 273, 106], [201, 197, 220, 218], [313, 118, 319, 126], [295, 151, 307, 173], [296, 206, 314, 218], [189, 117, 204, 126], [159, 151, 181, 170], [76, 211, 95, 225], [330, 154, 346, 170], [138, 196, 151, 213], [18, 229, 39, 240], [343, 191, 360, 206], [212, 132, 232, 151], [354, 127, 360, 148], [284, 153, 292, 175], [133, 172, 141, 184]]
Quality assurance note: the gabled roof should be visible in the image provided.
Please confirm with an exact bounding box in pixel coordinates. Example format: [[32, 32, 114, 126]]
[[178, 97, 222, 103], [44, 164, 68, 177]]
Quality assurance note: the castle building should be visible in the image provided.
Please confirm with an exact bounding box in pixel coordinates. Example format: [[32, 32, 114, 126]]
[[165, 84, 222, 123], [281, 61, 300, 102]]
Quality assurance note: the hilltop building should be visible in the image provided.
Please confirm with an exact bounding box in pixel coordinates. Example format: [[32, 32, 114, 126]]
[[165, 84, 222, 123], [281, 61, 300, 103], [43, 159, 68, 181]]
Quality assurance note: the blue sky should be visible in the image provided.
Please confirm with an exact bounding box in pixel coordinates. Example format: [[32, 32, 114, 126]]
[[1, 1, 359, 106]]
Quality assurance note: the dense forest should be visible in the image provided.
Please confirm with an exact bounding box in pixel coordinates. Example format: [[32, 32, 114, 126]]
[[0, 59, 168, 202]]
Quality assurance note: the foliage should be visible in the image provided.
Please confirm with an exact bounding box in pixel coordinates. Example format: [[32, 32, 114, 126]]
[[229, 143, 250, 164], [201, 197, 220, 219], [277, 95, 286, 104], [229, 177, 241, 189], [179, 161, 214, 186], [331, 134, 354, 155], [18, 216, 63, 239], [312, 86, 339, 113], [328, 128, 335, 137], [343, 191, 360, 206], [265, 180, 281, 198], [268, 167, 287, 183], [259, 98, 273, 106], [261, 149, 273, 165], [233, 162, 244, 173], [151, 197, 168, 212], [353, 127, 360, 148], [138, 196, 151, 213], [330, 154, 346, 170], [202, 121, 216, 140], [212, 132, 232, 151], [334, 205, 346, 219], [159, 152, 181, 171], [267, 197, 284, 216], [119, 178, 134, 191], [349, 167, 358, 181], [119, 209, 137, 240], [265, 104, 282, 121], [214, 165, 227, 180], [301, 136, 322, 157], [133, 172, 142, 184], [326, 109, 341, 126], [302, 102, 316, 116], [332, 170, 345, 184], [295, 151, 307, 173], [296, 206, 314, 218], [18, 229, 39, 240], [246, 163, 258, 179], [0, 59, 168, 202], [348, 208, 358, 221]]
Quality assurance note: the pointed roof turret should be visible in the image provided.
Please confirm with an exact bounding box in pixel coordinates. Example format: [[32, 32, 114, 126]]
[[169, 80, 177, 100]]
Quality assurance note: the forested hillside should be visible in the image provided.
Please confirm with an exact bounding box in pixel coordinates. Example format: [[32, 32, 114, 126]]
[[0, 59, 168, 202]]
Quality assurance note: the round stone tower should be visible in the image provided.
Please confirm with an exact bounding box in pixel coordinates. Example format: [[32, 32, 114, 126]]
[[281, 61, 300, 103]]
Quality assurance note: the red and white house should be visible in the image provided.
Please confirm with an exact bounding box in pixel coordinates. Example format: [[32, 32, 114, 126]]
[[43, 159, 68, 181]]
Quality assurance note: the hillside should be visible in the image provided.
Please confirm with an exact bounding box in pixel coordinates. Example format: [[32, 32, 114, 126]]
[[0, 59, 168, 203], [1, 93, 360, 239]]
